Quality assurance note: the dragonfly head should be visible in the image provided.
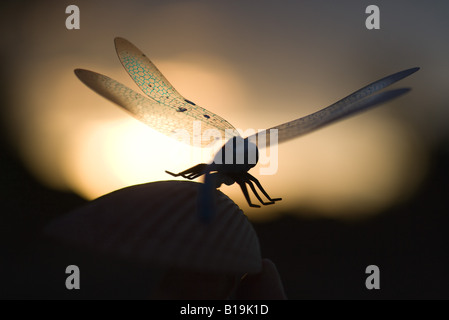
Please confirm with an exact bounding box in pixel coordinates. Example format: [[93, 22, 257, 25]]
[[213, 137, 258, 173]]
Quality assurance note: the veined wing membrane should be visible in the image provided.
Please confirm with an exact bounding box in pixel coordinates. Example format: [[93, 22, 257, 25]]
[[114, 37, 238, 141], [247, 67, 419, 146], [75, 69, 233, 147], [115, 37, 184, 104]]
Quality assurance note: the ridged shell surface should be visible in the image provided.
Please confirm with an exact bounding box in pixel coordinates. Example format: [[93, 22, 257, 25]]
[[45, 181, 262, 275]]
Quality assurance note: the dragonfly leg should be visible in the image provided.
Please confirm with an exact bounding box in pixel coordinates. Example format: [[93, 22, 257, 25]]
[[243, 176, 275, 205], [165, 163, 208, 180], [184, 169, 207, 179], [235, 179, 260, 208], [247, 173, 282, 202], [165, 170, 180, 177]]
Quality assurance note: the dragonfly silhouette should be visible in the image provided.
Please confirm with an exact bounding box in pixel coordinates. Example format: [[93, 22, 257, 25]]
[[75, 38, 418, 218]]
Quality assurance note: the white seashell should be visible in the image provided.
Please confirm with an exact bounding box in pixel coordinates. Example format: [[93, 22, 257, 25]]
[[45, 181, 262, 276]]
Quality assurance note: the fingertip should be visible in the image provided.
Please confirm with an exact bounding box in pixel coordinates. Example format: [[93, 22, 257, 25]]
[[235, 258, 287, 300]]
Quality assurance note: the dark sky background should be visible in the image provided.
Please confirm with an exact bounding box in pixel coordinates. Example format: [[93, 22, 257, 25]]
[[1, 1, 448, 299]]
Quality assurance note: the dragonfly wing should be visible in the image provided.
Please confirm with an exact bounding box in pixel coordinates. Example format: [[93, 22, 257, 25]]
[[75, 69, 233, 147], [115, 37, 184, 103], [247, 67, 419, 146], [114, 37, 239, 141], [251, 88, 411, 146]]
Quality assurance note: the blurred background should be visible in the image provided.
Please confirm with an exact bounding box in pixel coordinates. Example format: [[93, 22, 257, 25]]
[[1, 0, 448, 299]]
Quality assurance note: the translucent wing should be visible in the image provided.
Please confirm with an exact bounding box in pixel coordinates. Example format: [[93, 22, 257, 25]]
[[247, 67, 419, 147], [115, 37, 184, 104], [75, 69, 231, 147], [114, 37, 239, 142]]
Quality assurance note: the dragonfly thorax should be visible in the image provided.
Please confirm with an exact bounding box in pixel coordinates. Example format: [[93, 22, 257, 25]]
[[212, 137, 259, 173]]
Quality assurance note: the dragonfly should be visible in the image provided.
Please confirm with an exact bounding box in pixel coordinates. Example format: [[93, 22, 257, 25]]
[[75, 37, 419, 220]]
